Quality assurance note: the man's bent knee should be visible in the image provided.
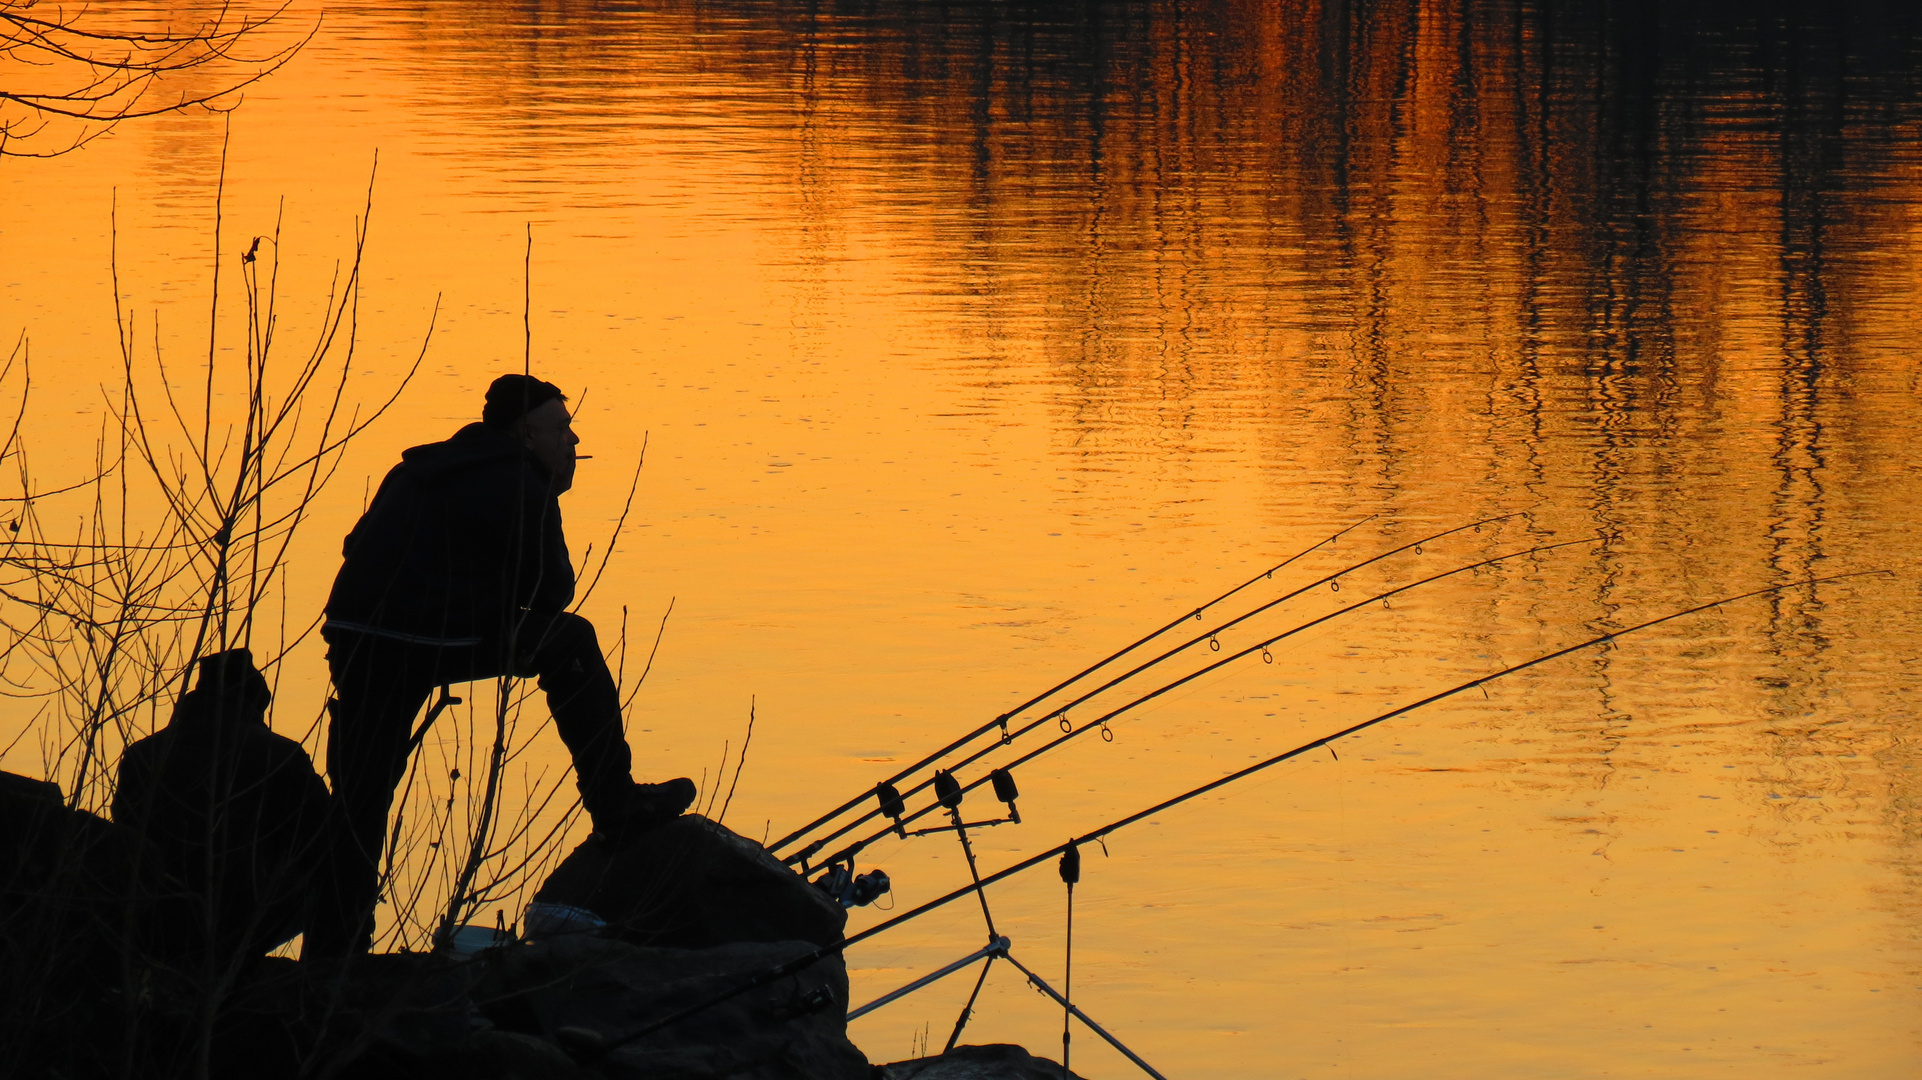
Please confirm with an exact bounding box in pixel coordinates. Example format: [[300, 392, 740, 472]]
[[522, 611, 601, 671]]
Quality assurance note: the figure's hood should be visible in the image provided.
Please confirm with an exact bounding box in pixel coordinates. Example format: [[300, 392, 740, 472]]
[[400, 422, 537, 483], [169, 686, 269, 730]]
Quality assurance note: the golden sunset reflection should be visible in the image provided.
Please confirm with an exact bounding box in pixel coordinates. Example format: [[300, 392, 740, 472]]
[[3, 1, 1919, 1076]]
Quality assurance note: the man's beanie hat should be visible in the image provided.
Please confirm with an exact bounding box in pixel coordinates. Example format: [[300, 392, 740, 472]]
[[189, 648, 272, 722], [483, 374, 566, 429]]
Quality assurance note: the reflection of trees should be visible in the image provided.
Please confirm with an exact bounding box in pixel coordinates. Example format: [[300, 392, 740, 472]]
[[347, 0, 1921, 553], [0, 0, 305, 156]]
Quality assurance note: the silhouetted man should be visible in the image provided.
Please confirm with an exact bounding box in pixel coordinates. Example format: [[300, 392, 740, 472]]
[[307, 375, 693, 958], [114, 649, 329, 967]]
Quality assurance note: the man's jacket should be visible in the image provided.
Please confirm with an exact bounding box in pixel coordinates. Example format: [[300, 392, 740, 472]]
[[325, 422, 574, 646]]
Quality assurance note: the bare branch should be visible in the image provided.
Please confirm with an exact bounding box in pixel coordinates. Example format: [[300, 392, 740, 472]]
[[1, 1, 313, 156]]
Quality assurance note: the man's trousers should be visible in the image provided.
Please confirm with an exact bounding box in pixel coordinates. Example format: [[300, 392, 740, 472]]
[[304, 611, 631, 958]]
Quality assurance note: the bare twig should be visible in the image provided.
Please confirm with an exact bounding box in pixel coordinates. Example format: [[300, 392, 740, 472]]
[[718, 696, 754, 825]]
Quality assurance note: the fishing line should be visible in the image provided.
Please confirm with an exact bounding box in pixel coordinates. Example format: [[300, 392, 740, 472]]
[[996, 515, 1530, 759], [768, 516, 1378, 857], [575, 569, 1884, 1060], [779, 514, 1526, 865], [802, 535, 1597, 872]]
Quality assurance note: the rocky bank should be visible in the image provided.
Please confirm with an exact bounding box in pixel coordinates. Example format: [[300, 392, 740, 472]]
[[1, 775, 1089, 1079]]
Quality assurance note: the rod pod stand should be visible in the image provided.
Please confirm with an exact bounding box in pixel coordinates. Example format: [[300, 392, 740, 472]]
[[933, 769, 1000, 939], [841, 934, 1169, 1080]]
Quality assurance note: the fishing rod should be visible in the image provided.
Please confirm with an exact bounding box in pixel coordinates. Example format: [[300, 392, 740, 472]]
[[776, 512, 1524, 866], [796, 531, 1588, 873], [775, 513, 1508, 864], [765, 516, 1376, 858], [568, 568, 1885, 1062]]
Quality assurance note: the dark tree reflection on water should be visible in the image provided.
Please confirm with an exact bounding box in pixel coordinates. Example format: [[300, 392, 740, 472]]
[[372, 1, 1922, 408]]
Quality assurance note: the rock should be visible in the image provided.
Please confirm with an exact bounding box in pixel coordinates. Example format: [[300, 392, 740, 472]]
[[474, 934, 869, 1080], [879, 1044, 1093, 1080], [288, 934, 870, 1079], [0, 769, 62, 813], [0, 770, 167, 1077], [340, 1028, 598, 1080], [448, 1030, 601, 1080], [307, 952, 494, 1068], [0, 769, 152, 939], [530, 814, 846, 950]]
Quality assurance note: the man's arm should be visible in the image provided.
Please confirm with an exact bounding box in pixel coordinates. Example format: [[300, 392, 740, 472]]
[[341, 465, 408, 559], [534, 496, 575, 614], [506, 464, 574, 618]]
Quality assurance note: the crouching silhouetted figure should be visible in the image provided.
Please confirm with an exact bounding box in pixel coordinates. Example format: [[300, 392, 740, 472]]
[[114, 649, 329, 968]]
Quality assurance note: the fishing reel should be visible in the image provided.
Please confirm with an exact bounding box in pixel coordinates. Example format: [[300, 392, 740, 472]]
[[811, 861, 892, 908]]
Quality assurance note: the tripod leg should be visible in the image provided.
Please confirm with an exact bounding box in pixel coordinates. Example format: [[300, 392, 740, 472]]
[[951, 810, 999, 938], [943, 954, 995, 1054]]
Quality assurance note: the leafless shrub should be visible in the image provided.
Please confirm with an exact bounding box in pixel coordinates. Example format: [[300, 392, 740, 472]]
[[0, 151, 676, 1080], [0, 155, 431, 1075]]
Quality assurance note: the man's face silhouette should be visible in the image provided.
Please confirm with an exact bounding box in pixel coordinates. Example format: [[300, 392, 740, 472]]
[[517, 398, 579, 494]]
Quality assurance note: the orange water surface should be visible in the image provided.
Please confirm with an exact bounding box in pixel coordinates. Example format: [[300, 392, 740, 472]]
[[3, 2, 1920, 1076]]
